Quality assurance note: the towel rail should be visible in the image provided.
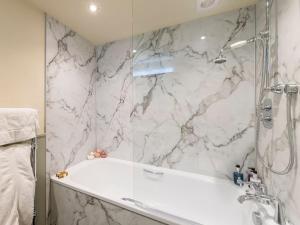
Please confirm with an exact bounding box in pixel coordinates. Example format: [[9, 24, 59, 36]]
[[0, 139, 32, 147]]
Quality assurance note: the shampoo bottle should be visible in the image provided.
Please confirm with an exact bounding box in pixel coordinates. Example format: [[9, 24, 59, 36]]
[[233, 165, 244, 185]]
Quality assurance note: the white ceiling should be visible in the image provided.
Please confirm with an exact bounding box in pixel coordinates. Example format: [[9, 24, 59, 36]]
[[24, 0, 256, 45]]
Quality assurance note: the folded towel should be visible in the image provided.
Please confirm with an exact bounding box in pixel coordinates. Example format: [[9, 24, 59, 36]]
[[0, 108, 39, 146], [0, 108, 38, 225]]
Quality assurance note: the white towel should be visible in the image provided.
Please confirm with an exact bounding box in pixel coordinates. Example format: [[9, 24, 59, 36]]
[[0, 144, 35, 225], [0, 108, 38, 225], [0, 108, 39, 146]]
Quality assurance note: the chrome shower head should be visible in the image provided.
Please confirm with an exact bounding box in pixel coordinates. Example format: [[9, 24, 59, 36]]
[[214, 37, 257, 64], [214, 54, 227, 64]]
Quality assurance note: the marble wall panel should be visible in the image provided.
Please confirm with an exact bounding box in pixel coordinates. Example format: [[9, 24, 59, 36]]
[[96, 7, 256, 179], [46, 16, 98, 222], [50, 183, 166, 225], [256, 0, 300, 224]]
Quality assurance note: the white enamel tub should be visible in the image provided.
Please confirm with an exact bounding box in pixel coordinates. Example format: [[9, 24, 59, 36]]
[[51, 158, 254, 225]]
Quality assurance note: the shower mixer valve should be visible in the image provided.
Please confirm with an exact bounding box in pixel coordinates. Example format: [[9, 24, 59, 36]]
[[266, 83, 299, 95], [259, 84, 299, 130], [267, 84, 285, 94], [260, 98, 273, 129], [260, 103, 272, 111], [284, 84, 299, 94]]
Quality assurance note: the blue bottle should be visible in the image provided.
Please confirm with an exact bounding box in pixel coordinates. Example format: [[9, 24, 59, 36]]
[[233, 165, 244, 185]]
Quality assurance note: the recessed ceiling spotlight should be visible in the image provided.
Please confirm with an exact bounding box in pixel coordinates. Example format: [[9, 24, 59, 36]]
[[197, 0, 219, 11], [132, 49, 137, 53], [200, 36, 206, 40], [89, 3, 98, 13]]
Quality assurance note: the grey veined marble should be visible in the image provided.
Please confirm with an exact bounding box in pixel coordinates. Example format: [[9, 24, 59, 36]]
[[50, 183, 165, 225], [46, 16, 97, 176], [46, 16, 98, 221], [47, 5, 257, 225], [256, 0, 300, 224], [96, 7, 256, 179]]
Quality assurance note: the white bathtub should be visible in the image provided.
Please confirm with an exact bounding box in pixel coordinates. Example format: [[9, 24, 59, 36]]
[[51, 157, 254, 225]]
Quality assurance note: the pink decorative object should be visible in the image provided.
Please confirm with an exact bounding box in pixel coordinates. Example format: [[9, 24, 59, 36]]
[[100, 150, 107, 158], [94, 152, 101, 158]]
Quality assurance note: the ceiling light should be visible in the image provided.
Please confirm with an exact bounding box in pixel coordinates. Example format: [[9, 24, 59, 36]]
[[132, 49, 137, 53], [89, 3, 98, 13], [197, 0, 219, 11], [200, 36, 206, 40]]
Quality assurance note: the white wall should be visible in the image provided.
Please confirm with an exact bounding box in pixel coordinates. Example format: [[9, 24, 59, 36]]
[[0, 0, 45, 133]]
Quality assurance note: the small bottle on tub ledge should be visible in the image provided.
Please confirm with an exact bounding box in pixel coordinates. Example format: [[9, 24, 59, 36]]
[[233, 164, 244, 186], [246, 167, 255, 181], [250, 171, 261, 184], [87, 152, 95, 160]]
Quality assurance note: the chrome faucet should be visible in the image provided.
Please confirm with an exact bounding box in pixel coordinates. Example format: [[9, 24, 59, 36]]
[[238, 192, 287, 225], [238, 193, 273, 204], [243, 181, 268, 195]]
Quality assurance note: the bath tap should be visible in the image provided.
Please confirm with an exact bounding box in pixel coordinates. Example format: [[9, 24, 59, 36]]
[[238, 193, 287, 225], [242, 181, 268, 195], [237, 193, 272, 204]]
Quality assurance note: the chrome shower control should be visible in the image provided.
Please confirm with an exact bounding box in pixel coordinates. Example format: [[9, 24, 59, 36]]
[[261, 104, 272, 111], [261, 115, 272, 122], [284, 84, 299, 94], [267, 84, 285, 94], [261, 98, 273, 129]]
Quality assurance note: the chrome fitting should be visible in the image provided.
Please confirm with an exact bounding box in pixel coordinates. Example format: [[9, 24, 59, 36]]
[[284, 84, 299, 94], [266, 84, 285, 94]]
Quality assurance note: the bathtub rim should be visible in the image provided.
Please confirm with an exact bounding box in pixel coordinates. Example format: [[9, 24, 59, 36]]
[[50, 157, 243, 225]]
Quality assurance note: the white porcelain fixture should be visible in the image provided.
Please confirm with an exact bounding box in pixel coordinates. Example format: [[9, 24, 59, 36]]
[[51, 157, 256, 225]]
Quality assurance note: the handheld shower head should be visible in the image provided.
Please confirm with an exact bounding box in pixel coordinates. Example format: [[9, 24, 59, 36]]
[[214, 36, 257, 64], [229, 40, 249, 49]]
